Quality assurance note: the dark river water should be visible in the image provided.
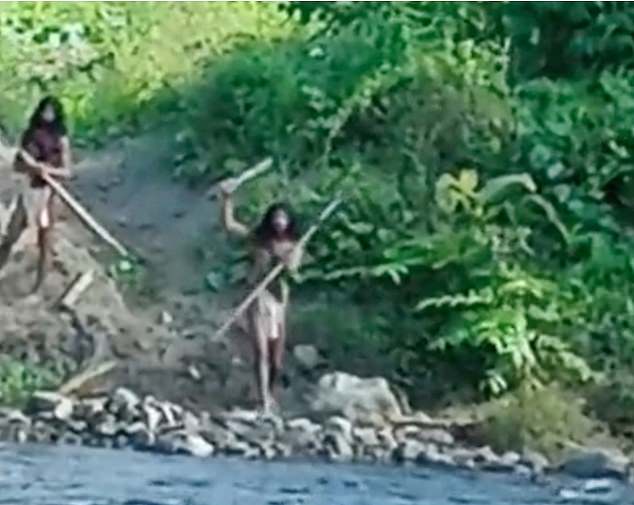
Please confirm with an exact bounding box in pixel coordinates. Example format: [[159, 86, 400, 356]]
[[0, 443, 632, 505]]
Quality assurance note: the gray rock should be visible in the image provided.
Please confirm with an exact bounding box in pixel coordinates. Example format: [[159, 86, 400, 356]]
[[126, 421, 154, 448], [183, 410, 201, 432], [325, 416, 353, 441], [220, 408, 261, 425], [376, 427, 398, 452], [286, 417, 320, 433], [157, 402, 178, 428], [59, 431, 83, 446], [158, 311, 174, 325], [30, 392, 74, 420], [481, 451, 520, 473], [95, 414, 119, 437], [16, 427, 28, 444], [223, 439, 258, 458], [308, 372, 402, 424], [280, 419, 322, 453], [353, 426, 380, 447], [293, 345, 323, 370], [521, 449, 549, 473], [174, 433, 214, 458], [558, 488, 581, 502], [583, 478, 615, 494], [394, 424, 454, 445], [200, 424, 238, 450], [445, 447, 477, 469], [560, 447, 630, 479], [75, 396, 107, 418], [112, 387, 140, 412], [323, 431, 354, 462], [418, 444, 457, 468], [66, 419, 88, 433], [0, 408, 30, 426], [393, 439, 426, 462], [143, 404, 162, 433]]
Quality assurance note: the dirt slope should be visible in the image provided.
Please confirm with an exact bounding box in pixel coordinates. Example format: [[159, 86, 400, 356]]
[[0, 133, 316, 415]]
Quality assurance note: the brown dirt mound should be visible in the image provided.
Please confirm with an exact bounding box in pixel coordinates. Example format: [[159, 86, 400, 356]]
[[0, 198, 170, 379]]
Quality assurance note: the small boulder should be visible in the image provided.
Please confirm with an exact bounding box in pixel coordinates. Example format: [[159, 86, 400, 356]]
[[155, 431, 214, 457], [293, 345, 323, 370], [308, 372, 402, 424], [583, 478, 615, 494], [323, 431, 354, 462], [521, 449, 549, 474], [30, 392, 73, 420], [393, 439, 426, 462], [177, 433, 214, 458], [559, 447, 630, 480], [158, 311, 174, 326], [112, 387, 140, 411]]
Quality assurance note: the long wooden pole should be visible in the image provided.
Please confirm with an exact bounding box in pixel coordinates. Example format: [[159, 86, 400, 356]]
[[211, 197, 341, 341], [18, 149, 128, 257], [41, 171, 128, 257]]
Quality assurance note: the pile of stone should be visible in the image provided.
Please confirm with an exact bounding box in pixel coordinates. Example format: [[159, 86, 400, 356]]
[[0, 371, 630, 484], [0, 387, 537, 473]]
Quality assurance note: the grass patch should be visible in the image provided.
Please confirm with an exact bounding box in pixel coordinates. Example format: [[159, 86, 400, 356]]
[[479, 384, 595, 459]]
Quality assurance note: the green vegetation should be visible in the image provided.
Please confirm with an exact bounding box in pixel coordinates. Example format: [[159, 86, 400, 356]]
[[0, 358, 58, 407], [480, 385, 594, 459], [2, 1, 634, 453]]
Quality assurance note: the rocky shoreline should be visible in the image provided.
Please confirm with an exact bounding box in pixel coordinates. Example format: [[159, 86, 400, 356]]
[[0, 385, 631, 486]]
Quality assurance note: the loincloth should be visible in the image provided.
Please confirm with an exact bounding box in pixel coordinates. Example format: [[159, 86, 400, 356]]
[[246, 289, 286, 340], [19, 177, 52, 229]]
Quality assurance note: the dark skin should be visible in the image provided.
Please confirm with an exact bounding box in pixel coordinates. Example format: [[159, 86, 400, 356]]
[[220, 179, 302, 414], [4, 96, 72, 292]]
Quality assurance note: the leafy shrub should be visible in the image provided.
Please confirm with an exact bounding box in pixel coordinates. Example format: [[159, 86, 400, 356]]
[[0, 358, 58, 407], [480, 384, 594, 458]]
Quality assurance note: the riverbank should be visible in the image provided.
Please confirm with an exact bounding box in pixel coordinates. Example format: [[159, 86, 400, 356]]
[[0, 135, 632, 492], [0, 384, 631, 488]]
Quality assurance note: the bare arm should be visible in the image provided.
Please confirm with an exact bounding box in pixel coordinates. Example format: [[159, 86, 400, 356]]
[[220, 188, 250, 238]]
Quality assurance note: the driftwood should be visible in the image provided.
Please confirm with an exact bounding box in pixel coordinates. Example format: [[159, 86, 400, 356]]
[[58, 359, 118, 396], [206, 157, 273, 199], [57, 270, 94, 310], [18, 149, 128, 257], [211, 197, 341, 341]]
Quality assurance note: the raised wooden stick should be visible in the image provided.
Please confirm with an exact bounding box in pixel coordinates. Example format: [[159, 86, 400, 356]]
[[211, 197, 342, 341], [206, 157, 273, 199]]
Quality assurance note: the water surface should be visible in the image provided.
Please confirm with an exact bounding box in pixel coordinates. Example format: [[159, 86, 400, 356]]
[[0, 443, 632, 505]]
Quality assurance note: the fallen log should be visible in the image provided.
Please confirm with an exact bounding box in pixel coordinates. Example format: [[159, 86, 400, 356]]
[[58, 360, 118, 396]]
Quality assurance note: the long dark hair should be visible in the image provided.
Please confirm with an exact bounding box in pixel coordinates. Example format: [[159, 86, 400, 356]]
[[27, 96, 67, 136], [253, 202, 299, 244]]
